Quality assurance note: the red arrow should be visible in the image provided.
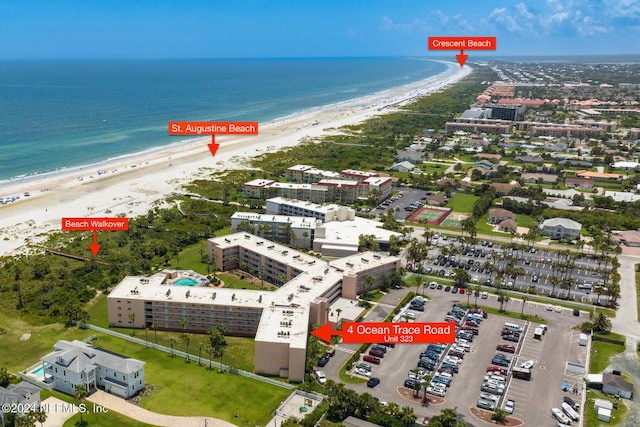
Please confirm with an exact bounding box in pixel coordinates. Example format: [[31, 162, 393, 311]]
[[311, 323, 342, 343], [89, 230, 101, 257], [208, 135, 220, 157], [456, 49, 468, 67]]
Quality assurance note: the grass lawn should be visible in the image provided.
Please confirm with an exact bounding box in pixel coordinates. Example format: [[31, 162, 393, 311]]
[[216, 271, 277, 291], [590, 338, 626, 373], [88, 293, 110, 328], [112, 327, 256, 373], [0, 311, 91, 373], [584, 390, 628, 426], [445, 193, 478, 214], [87, 332, 290, 426], [475, 304, 549, 325], [167, 240, 213, 275]]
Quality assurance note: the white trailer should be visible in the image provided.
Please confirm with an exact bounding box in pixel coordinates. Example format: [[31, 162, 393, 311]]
[[579, 333, 588, 346]]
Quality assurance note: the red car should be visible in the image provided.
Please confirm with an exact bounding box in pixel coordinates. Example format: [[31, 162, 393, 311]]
[[486, 365, 508, 375], [459, 288, 466, 294], [496, 344, 516, 353], [363, 355, 381, 364]]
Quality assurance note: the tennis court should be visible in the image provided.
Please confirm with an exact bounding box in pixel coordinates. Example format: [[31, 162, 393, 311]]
[[441, 218, 462, 228], [407, 206, 451, 225]]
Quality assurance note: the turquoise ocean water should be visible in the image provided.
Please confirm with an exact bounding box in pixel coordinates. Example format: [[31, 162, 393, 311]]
[[0, 58, 446, 182]]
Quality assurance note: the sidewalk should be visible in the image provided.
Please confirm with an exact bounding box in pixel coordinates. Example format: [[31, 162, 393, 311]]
[[87, 390, 237, 427]]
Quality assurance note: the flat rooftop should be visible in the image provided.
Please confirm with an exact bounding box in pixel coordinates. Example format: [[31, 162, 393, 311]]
[[110, 232, 399, 350], [267, 197, 349, 213], [231, 212, 318, 229], [317, 217, 401, 245]]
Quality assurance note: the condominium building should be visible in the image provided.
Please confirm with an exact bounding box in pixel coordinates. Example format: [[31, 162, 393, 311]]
[[243, 165, 392, 204], [265, 197, 355, 222], [445, 118, 512, 134], [107, 233, 400, 382], [230, 212, 318, 249]]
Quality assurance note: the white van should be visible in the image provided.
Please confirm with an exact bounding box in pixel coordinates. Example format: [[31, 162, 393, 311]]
[[504, 322, 523, 333]]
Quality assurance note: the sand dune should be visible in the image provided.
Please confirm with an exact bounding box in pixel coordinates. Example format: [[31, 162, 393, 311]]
[[0, 62, 472, 256]]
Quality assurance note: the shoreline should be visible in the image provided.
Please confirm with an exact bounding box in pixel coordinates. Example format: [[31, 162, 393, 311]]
[[0, 61, 472, 256]]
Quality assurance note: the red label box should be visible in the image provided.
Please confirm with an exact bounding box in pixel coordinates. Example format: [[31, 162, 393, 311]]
[[428, 36, 496, 50], [168, 121, 259, 135], [62, 217, 129, 231]]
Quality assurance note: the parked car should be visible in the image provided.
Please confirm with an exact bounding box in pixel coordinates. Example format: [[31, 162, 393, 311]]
[[486, 365, 508, 375], [404, 378, 417, 388], [363, 355, 381, 364], [369, 349, 385, 358], [355, 367, 371, 377], [317, 355, 329, 367], [477, 399, 496, 410], [503, 334, 520, 343], [480, 392, 499, 403], [367, 377, 381, 388], [491, 357, 510, 367], [496, 344, 516, 353], [426, 386, 446, 397], [504, 399, 515, 414], [418, 359, 436, 370], [356, 362, 371, 372]]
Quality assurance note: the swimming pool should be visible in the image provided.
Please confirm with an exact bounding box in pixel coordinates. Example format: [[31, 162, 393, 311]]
[[174, 277, 198, 286], [31, 366, 45, 378]]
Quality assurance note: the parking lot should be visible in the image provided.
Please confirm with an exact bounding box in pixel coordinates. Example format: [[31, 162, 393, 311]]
[[423, 238, 609, 304], [326, 285, 590, 425], [372, 188, 429, 220]]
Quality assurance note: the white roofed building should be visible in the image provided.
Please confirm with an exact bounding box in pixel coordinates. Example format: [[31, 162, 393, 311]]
[[540, 218, 582, 240], [108, 233, 400, 382]]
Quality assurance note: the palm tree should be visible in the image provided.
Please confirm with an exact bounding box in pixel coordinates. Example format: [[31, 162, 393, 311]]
[[182, 333, 191, 363], [593, 312, 612, 333], [74, 384, 88, 424], [521, 296, 528, 317], [549, 276, 560, 297], [128, 312, 136, 336], [336, 308, 343, 325], [152, 322, 159, 344], [33, 408, 47, 427], [473, 285, 481, 307], [362, 275, 375, 293], [429, 407, 465, 427], [169, 337, 176, 358], [560, 277, 575, 300], [399, 406, 417, 427], [492, 408, 508, 424], [209, 324, 228, 371]]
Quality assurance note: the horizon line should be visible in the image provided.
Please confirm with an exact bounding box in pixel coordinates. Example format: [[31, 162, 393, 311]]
[[0, 53, 639, 61]]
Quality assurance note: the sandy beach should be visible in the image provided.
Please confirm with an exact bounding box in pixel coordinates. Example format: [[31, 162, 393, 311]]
[[0, 61, 472, 256]]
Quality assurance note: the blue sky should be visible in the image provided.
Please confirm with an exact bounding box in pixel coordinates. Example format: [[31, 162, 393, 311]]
[[1, 0, 638, 59]]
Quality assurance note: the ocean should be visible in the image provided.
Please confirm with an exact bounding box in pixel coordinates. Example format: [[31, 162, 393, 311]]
[[0, 58, 446, 182]]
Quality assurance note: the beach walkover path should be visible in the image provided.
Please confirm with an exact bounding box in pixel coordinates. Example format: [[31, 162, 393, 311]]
[[87, 390, 237, 427]]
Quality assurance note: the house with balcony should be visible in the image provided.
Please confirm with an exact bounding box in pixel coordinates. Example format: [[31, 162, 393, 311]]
[[40, 340, 145, 399]]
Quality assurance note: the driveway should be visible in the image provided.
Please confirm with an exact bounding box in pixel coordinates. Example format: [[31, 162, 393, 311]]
[[87, 390, 236, 427]]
